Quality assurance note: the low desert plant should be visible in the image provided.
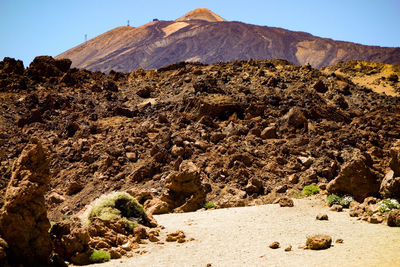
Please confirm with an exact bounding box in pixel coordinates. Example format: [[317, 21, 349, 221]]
[[326, 194, 341, 207], [378, 199, 400, 213], [89, 249, 110, 263], [302, 185, 320, 196], [204, 202, 216, 209], [81, 192, 146, 227], [122, 218, 138, 232], [339, 195, 354, 208], [327, 194, 354, 208]]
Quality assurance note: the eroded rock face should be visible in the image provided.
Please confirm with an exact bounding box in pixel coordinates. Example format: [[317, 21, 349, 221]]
[[327, 150, 380, 202], [380, 143, 400, 198], [27, 56, 71, 82], [389, 142, 400, 177], [161, 161, 210, 212], [2, 57, 24, 75], [380, 170, 400, 198], [0, 139, 52, 265], [51, 219, 91, 265], [387, 210, 400, 227]]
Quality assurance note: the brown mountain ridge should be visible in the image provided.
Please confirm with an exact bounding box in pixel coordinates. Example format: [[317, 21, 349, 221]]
[[56, 8, 400, 73]]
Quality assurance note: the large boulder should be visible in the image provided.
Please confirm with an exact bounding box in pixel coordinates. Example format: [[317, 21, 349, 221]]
[[387, 210, 400, 227], [379, 170, 400, 198], [279, 107, 308, 132], [1, 57, 24, 75], [195, 94, 244, 120], [161, 161, 210, 212], [306, 235, 332, 250], [380, 143, 400, 198], [390, 142, 400, 176], [27, 56, 71, 82], [0, 139, 52, 265], [327, 150, 380, 202], [0, 57, 27, 91], [51, 220, 91, 265]]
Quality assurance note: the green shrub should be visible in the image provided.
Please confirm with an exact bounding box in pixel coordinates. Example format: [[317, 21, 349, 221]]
[[302, 185, 319, 196], [122, 218, 138, 232], [204, 202, 216, 209], [89, 250, 110, 263], [82, 192, 146, 226], [378, 199, 400, 213], [327, 194, 354, 208], [326, 194, 341, 207]]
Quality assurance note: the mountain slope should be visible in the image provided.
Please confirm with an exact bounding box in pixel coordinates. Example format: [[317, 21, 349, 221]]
[[56, 8, 400, 72]]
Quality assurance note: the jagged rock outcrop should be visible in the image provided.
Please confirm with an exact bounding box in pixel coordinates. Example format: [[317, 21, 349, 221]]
[[390, 142, 400, 177], [387, 210, 400, 227], [27, 56, 71, 82], [327, 150, 381, 202], [0, 139, 52, 265], [380, 142, 400, 198], [161, 161, 210, 212]]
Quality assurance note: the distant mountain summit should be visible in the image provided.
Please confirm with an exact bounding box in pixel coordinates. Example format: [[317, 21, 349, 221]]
[[175, 8, 226, 22], [56, 8, 400, 73]]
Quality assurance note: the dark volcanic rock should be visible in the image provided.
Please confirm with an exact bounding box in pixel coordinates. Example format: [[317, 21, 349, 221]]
[[0, 139, 52, 265], [327, 150, 380, 202], [161, 161, 210, 212], [2, 57, 24, 75], [387, 210, 400, 227], [306, 235, 332, 250], [27, 56, 71, 82], [0, 57, 400, 228]]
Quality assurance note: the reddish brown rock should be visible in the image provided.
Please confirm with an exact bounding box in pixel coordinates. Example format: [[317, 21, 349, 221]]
[[161, 161, 210, 212], [0, 238, 8, 261], [316, 213, 328, 220], [278, 197, 294, 207], [51, 220, 91, 265], [269, 241, 280, 249], [145, 197, 170, 215], [387, 210, 400, 227], [306, 235, 332, 250], [379, 170, 400, 198], [244, 177, 264, 195], [2, 57, 24, 75], [280, 107, 308, 131], [260, 126, 277, 139], [390, 142, 400, 176], [166, 230, 186, 243], [0, 140, 52, 265], [327, 150, 380, 202], [330, 204, 343, 212]]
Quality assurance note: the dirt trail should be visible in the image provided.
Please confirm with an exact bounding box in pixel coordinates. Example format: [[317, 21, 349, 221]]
[[100, 197, 400, 267]]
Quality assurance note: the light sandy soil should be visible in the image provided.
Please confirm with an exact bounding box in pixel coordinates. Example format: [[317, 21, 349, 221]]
[[100, 197, 400, 267]]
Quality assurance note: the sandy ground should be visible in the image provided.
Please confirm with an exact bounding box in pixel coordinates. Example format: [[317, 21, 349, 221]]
[[100, 197, 400, 267]]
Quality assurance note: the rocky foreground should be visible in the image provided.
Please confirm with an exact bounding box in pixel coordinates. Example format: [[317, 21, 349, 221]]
[[0, 56, 400, 264]]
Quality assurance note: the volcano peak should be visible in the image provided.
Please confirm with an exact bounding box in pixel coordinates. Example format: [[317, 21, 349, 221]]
[[176, 8, 226, 22]]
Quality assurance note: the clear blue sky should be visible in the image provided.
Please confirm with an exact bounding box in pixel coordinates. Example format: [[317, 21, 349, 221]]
[[1, 0, 399, 66]]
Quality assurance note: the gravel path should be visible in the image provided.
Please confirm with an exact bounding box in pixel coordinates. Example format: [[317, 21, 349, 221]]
[[100, 197, 400, 267]]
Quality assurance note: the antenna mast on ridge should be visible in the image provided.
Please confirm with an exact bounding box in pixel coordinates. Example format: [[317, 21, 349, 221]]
[[84, 34, 87, 43], [127, 20, 130, 26]]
